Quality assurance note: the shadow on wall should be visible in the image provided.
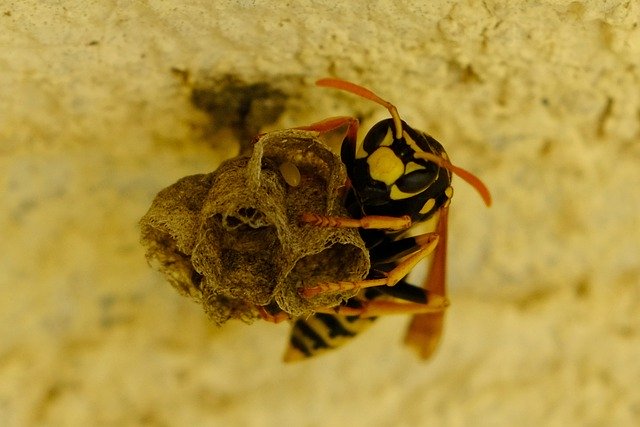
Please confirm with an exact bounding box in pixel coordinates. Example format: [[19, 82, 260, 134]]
[[177, 71, 302, 153]]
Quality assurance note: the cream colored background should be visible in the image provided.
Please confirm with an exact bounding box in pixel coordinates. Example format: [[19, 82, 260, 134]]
[[2, 1, 639, 426]]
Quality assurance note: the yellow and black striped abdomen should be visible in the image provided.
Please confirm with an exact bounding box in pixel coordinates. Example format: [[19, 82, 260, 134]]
[[284, 312, 376, 361]]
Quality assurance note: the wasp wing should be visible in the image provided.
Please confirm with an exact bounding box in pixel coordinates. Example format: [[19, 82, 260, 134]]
[[404, 206, 449, 359]]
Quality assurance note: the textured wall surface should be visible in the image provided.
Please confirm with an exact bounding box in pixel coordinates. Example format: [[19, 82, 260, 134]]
[[1, 1, 639, 426]]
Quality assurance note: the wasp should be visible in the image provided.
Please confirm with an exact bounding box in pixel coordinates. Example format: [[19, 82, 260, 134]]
[[258, 78, 491, 361]]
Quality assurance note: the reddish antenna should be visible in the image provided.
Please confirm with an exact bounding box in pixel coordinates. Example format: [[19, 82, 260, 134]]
[[416, 153, 492, 206], [316, 78, 404, 140], [317, 78, 492, 206]]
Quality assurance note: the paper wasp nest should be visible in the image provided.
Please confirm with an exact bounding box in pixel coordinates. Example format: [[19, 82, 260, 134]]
[[140, 130, 370, 324]]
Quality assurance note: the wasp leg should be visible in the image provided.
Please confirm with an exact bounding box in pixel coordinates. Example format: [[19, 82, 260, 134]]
[[295, 115, 360, 172], [295, 116, 359, 140], [299, 232, 439, 298], [300, 212, 411, 231], [415, 152, 492, 207], [257, 305, 291, 324], [404, 206, 449, 360], [294, 115, 360, 172], [250, 132, 266, 145], [369, 234, 436, 264]]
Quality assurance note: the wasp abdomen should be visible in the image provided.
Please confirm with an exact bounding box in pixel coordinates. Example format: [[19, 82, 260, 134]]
[[284, 312, 376, 361]]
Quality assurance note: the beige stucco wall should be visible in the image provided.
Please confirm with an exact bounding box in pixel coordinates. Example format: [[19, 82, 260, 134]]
[[1, 1, 639, 426]]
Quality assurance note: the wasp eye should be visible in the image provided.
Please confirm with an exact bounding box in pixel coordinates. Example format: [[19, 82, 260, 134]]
[[395, 169, 434, 193]]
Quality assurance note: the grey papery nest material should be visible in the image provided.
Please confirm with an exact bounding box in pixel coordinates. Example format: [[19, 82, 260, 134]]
[[140, 130, 370, 325]]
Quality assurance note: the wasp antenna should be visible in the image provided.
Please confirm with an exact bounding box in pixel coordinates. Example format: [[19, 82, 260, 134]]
[[416, 153, 492, 207], [316, 78, 403, 140]]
